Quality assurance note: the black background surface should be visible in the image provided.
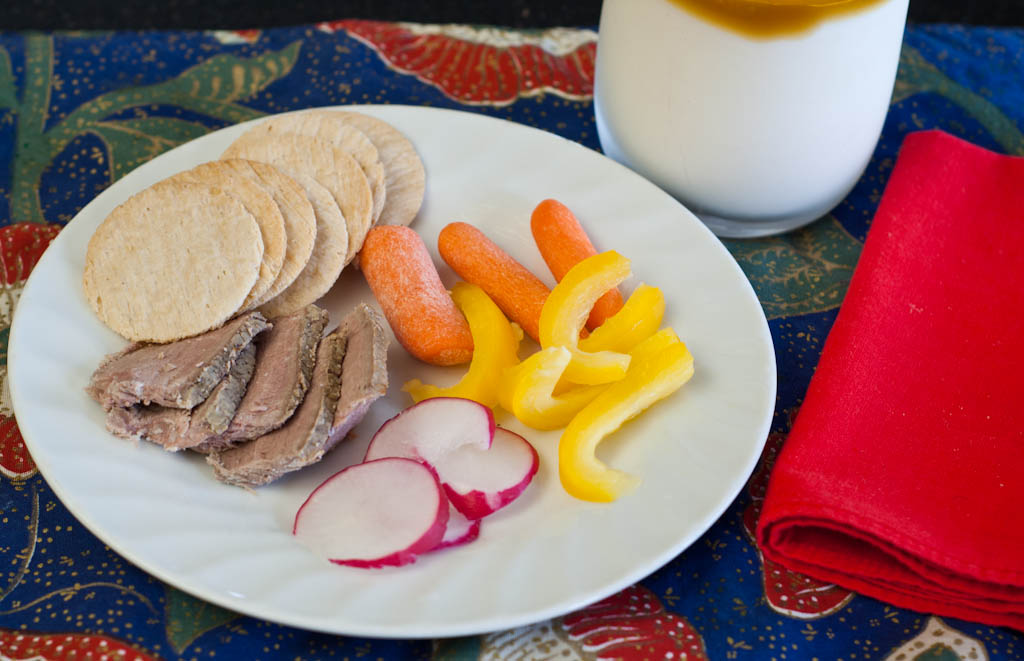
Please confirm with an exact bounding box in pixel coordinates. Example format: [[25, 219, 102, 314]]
[[3, 0, 1023, 30]]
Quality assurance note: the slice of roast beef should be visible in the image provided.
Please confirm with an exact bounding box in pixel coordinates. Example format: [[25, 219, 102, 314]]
[[105, 405, 189, 448], [105, 342, 258, 450], [187, 342, 258, 439], [327, 303, 389, 446], [207, 332, 346, 487], [190, 305, 329, 454], [87, 312, 270, 410]]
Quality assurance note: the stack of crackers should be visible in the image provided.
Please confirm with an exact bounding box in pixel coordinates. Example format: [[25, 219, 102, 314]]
[[82, 109, 425, 343]]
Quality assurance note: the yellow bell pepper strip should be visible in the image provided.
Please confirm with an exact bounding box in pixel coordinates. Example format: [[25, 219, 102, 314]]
[[578, 284, 665, 354], [403, 282, 522, 409], [558, 329, 694, 502], [539, 251, 632, 385], [630, 327, 683, 364], [499, 347, 607, 431]]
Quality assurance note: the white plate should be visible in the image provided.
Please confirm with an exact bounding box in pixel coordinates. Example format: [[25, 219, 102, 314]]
[[10, 105, 776, 638]]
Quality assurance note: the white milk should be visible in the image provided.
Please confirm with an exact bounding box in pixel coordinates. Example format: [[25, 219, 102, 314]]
[[594, 0, 909, 237]]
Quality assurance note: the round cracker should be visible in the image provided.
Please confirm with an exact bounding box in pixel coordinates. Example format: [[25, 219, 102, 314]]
[[235, 112, 388, 224], [257, 173, 348, 317], [169, 160, 286, 309], [326, 111, 426, 227], [223, 133, 373, 263], [83, 181, 263, 343], [216, 159, 317, 305], [255, 172, 349, 318]]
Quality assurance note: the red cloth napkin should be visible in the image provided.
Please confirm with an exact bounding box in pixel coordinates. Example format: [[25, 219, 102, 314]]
[[757, 130, 1024, 631]]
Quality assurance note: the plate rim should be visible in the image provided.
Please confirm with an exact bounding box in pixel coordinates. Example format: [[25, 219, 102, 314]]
[[9, 103, 777, 638]]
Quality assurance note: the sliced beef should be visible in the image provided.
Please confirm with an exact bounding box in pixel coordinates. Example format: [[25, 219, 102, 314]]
[[191, 305, 328, 454], [87, 312, 270, 410], [207, 332, 346, 487], [327, 303, 389, 446], [188, 342, 258, 440], [105, 343, 257, 450], [106, 405, 189, 448]]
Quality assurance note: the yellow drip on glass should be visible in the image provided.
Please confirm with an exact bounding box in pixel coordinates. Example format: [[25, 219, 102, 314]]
[[666, 0, 888, 38]]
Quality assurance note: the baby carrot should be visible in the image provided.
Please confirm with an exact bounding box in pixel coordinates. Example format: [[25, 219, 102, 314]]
[[360, 225, 473, 366], [530, 199, 624, 330], [438, 222, 550, 343]]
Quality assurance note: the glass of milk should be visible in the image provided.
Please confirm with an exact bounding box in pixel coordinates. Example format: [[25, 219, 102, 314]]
[[594, 0, 909, 238]]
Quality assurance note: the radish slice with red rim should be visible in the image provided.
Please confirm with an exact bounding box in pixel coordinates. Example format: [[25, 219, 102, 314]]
[[434, 504, 481, 551], [293, 457, 449, 568], [364, 397, 495, 463], [441, 427, 539, 519]]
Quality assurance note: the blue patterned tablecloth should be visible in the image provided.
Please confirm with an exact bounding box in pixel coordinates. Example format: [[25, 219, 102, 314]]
[[1, 19, 1022, 661]]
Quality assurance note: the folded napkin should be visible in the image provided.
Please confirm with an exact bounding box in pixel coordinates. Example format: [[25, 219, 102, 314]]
[[757, 130, 1024, 631]]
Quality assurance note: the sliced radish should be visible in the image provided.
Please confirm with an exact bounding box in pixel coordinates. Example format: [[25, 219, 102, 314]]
[[434, 504, 482, 551], [364, 397, 495, 462], [364, 399, 536, 523], [441, 428, 539, 519], [293, 457, 449, 568], [367, 398, 536, 519]]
